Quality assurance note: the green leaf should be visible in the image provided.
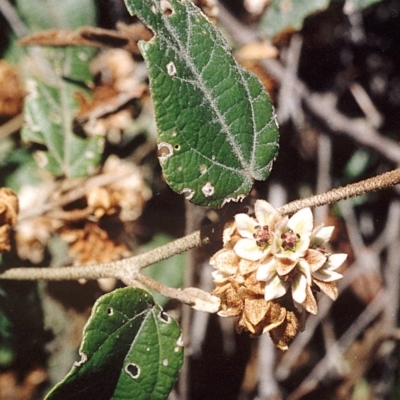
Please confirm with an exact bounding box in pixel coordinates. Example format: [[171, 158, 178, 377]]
[[15, 0, 97, 30], [259, 0, 330, 39], [21, 47, 104, 178], [45, 287, 184, 400], [124, 0, 279, 207]]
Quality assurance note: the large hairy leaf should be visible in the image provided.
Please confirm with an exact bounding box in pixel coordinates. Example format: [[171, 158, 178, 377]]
[[45, 288, 184, 400], [125, 0, 279, 207]]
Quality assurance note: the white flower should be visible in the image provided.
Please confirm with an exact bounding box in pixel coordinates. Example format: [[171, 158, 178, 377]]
[[312, 253, 345, 281], [233, 200, 279, 261], [272, 207, 314, 275], [257, 252, 314, 304]]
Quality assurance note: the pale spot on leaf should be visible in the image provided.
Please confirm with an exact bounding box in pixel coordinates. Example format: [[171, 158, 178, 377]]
[[74, 350, 88, 367], [179, 188, 195, 200], [166, 61, 177, 76], [157, 142, 174, 163], [161, 0, 173, 15], [201, 182, 215, 197], [125, 363, 140, 379], [158, 310, 172, 323]]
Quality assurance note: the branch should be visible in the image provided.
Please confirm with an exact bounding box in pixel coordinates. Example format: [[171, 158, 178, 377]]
[[126, 272, 220, 313], [1, 169, 400, 281], [279, 168, 400, 215], [0, 230, 207, 280]]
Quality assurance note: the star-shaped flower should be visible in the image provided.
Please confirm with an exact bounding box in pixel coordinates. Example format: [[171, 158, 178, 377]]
[[233, 200, 280, 261], [272, 207, 314, 275]]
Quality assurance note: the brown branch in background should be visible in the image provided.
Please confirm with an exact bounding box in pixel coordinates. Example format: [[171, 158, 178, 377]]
[[0, 113, 23, 139], [1, 168, 399, 282], [18, 22, 153, 55], [278, 168, 400, 216], [217, 3, 400, 166]]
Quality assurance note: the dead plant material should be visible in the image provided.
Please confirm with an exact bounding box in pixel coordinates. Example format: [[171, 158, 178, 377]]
[[0, 188, 19, 253], [60, 221, 131, 265], [0, 61, 24, 117], [19, 22, 153, 55]]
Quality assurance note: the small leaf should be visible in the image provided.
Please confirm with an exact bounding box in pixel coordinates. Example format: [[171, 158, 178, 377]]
[[21, 47, 104, 178], [45, 287, 183, 400], [124, 0, 279, 207], [259, 0, 330, 39]]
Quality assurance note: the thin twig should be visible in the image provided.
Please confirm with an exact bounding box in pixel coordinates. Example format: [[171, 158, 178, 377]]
[[2, 169, 400, 282], [0, 230, 206, 280], [0, 114, 24, 139], [278, 168, 400, 215], [131, 272, 220, 313]]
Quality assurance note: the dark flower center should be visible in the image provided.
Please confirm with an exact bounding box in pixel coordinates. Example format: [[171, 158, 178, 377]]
[[281, 229, 300, 251], [253, 225, 271, 248]]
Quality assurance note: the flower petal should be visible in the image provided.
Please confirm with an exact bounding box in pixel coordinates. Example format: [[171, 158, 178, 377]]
[[304, 248, 327, 272], [291, 273, 308, 304], [235, 213, 258, 238], [297, 259, 312, 285], [313, 269, 343, 282], [325, 253, 347, 270], [275, 255, 298, 275], [256, 257, 276, 281], [311, 225, 334, 246], [288, 208, 313, 238], [254, 200, 278, 226], [302, 285, 318, 314], [234, 238, 265, 261], [212, 269, 231, 283], [264, 275, 288, 301], [313, 279, 339, 300]]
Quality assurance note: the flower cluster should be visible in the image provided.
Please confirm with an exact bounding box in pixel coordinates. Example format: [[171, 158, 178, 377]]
[[210, 200, 347, 350]]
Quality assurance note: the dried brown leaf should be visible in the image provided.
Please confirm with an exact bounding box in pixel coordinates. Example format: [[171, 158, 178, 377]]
[[0, 188, 19, 252], [19, 23, 153, 54], [269, 310, 300, 351], [60, 221, 131, 265], [0, 61, 24, 117]]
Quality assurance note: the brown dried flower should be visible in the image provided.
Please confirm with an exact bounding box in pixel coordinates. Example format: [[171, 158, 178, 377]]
[[0, 188, 19, 252], [60, 221, 131, 265], [99, 155, 152, 222]]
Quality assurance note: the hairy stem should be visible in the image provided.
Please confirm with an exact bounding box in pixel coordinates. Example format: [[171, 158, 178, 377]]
[[1, 169, 399, 282]]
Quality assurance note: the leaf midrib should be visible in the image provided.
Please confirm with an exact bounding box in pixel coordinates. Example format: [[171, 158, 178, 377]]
[[159, 4, 252, 175]]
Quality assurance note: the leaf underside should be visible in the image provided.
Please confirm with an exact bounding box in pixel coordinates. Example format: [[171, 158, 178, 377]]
[[45, 288, 183, 400], [125, 0, 279, 207]]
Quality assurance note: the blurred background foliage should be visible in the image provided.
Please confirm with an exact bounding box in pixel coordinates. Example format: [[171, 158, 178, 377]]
[[0, 0, 399, 399]]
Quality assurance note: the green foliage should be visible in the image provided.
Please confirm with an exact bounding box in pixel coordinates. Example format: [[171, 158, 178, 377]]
[[124, 0, 279, 207], [21, 54, 104, 178], [45, 288, 184, 400], [15, 0, 97, 30], [17, 0, 103, 178], [259, 0, 330, 39], [259, 0, 384, 39]]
